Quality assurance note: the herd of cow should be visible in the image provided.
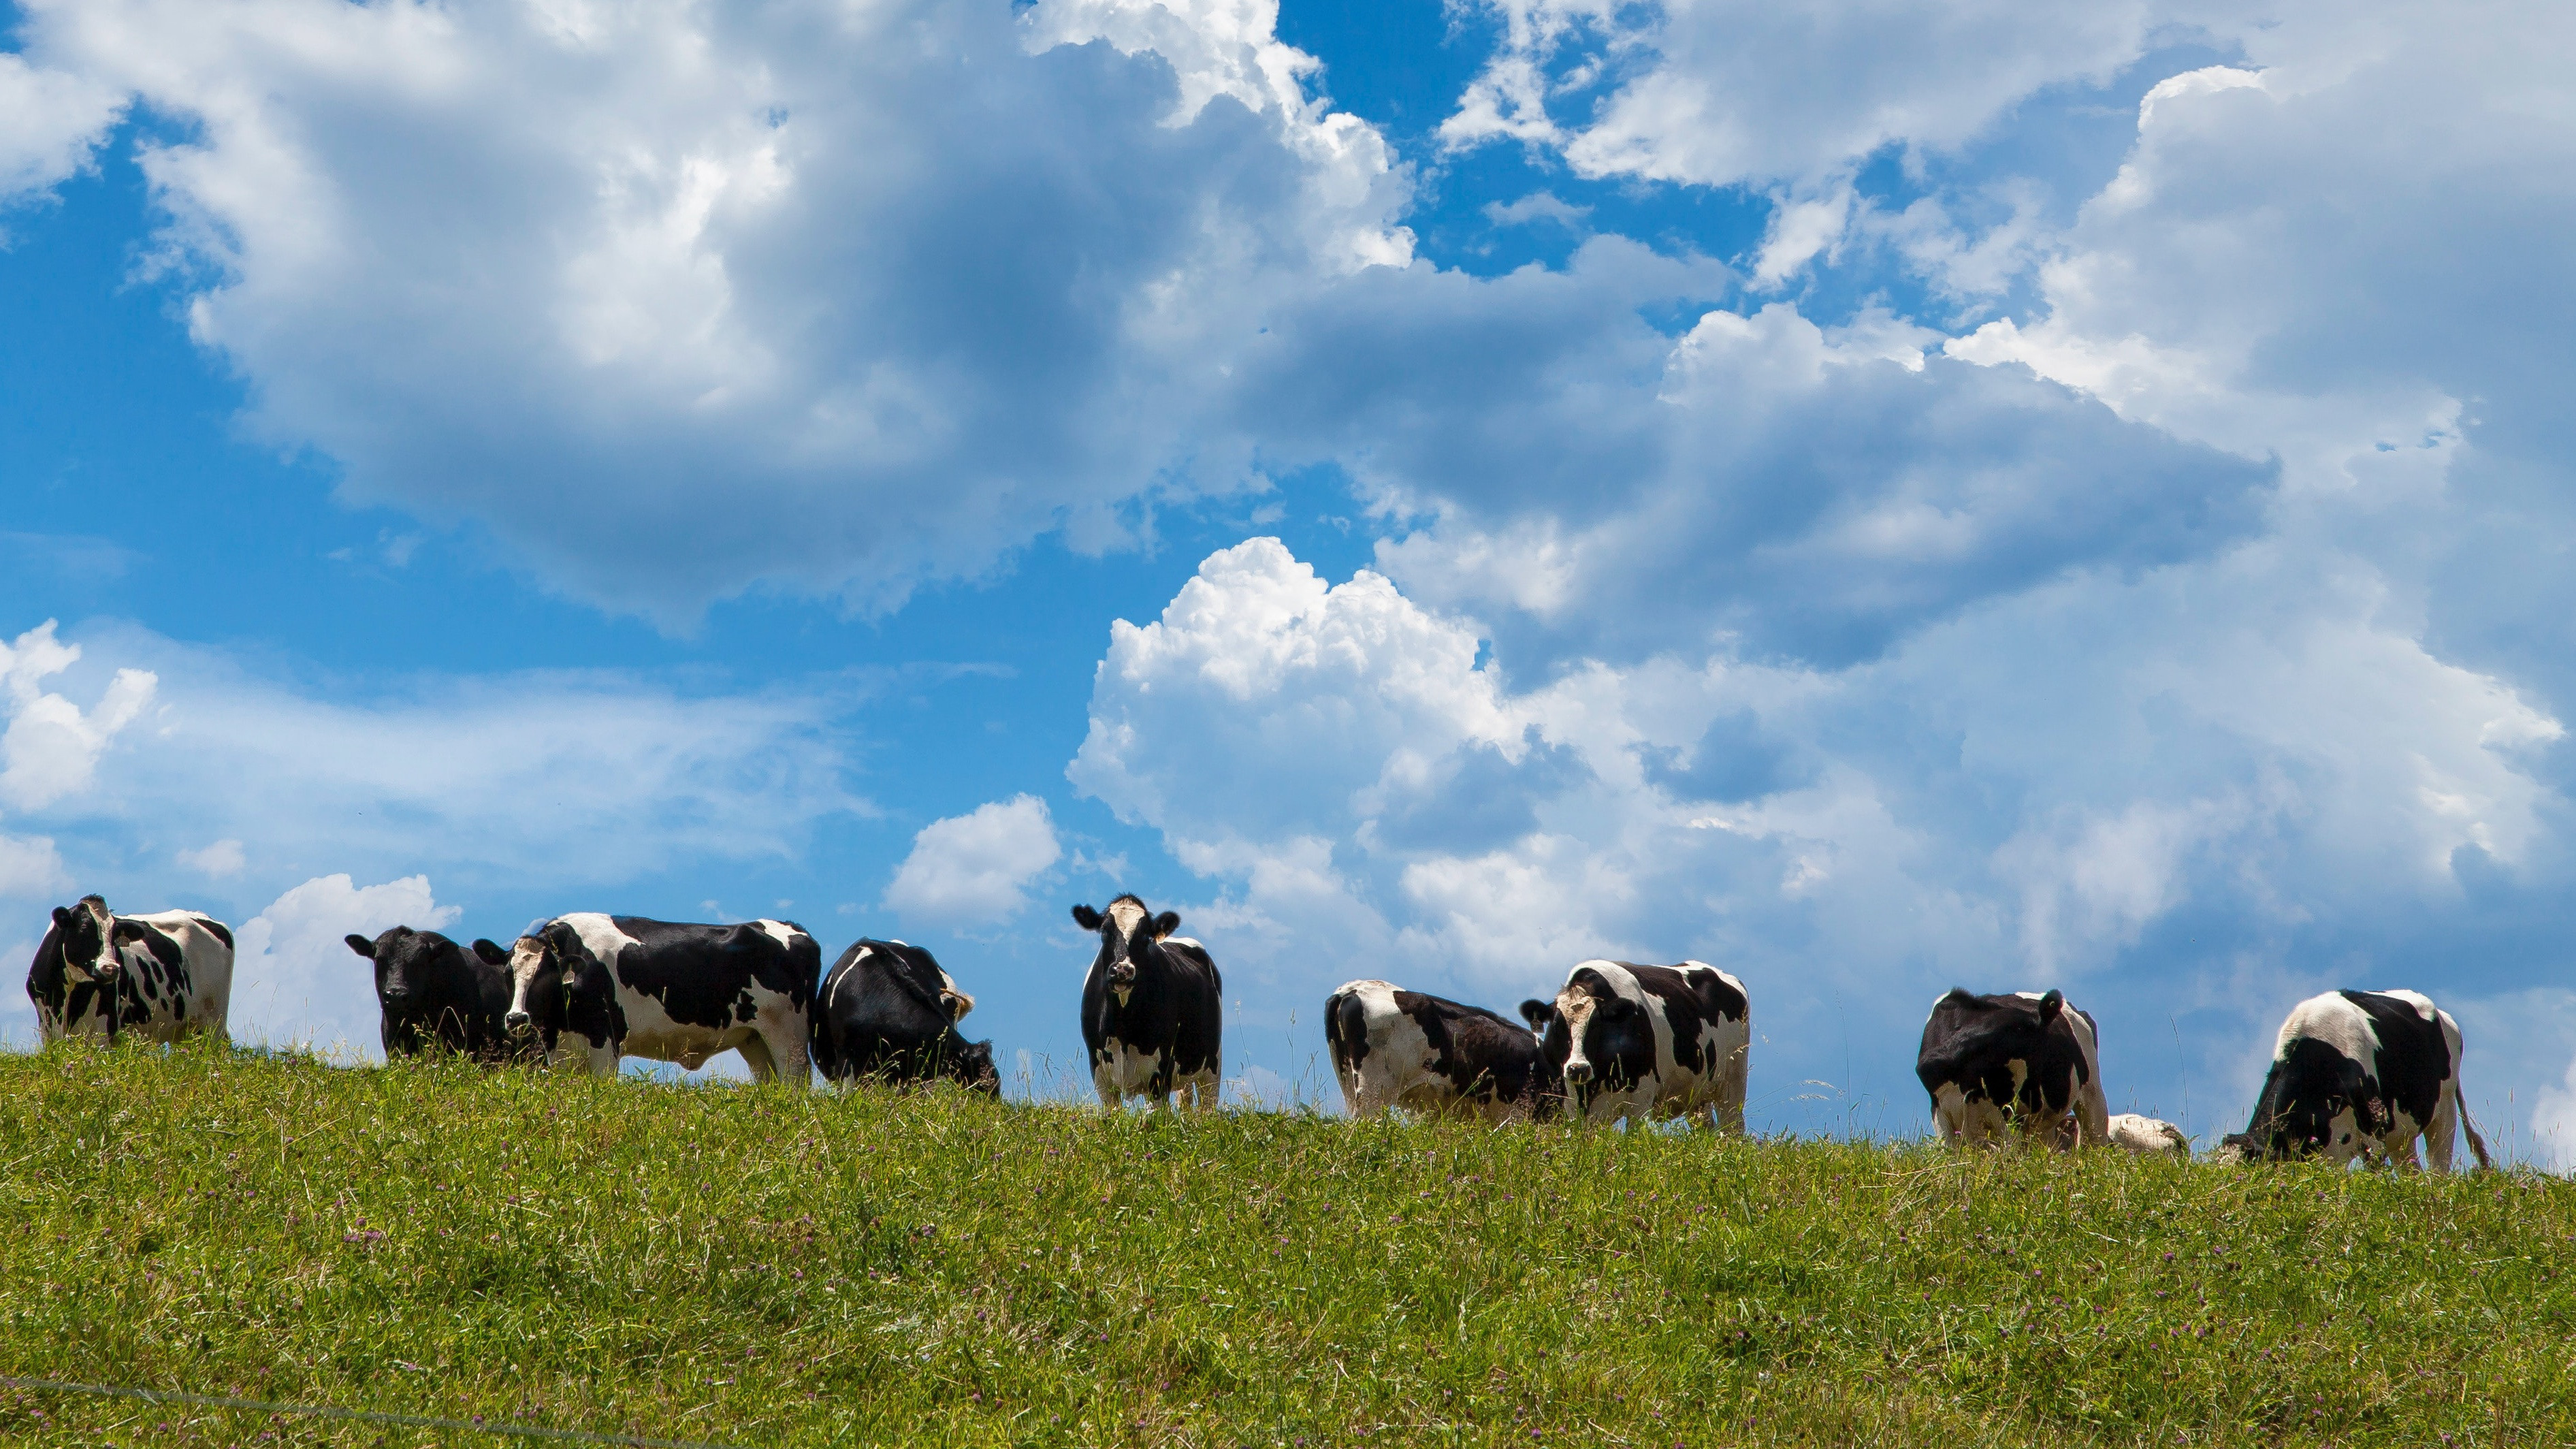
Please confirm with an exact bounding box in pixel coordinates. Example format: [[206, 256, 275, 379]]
[[27, 891, 2498, 1168]]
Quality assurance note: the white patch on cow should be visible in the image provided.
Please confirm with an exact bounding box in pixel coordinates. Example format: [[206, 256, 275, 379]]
[[2106, 1113, 2191, 1156], [1931, 1081, 2008, 1144], [1327, 980, 1446, 1119], [1091, 1035, 1166, 1106], [752, 919, 803, 954], [935, 967, 974, 1021], [2276, 992, 2379, 1067]]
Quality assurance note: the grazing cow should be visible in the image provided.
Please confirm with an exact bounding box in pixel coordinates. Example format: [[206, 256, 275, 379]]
[[1916, 989, 2108, 1149], [344, 927, 527, 1061], [1324, 980, 1558, 1122], [502, 914, 818, 1085], [2220, 989, 2490, 1170], [1520, 960, 1750, 1130], [27, 895, 234, 1045], [813, 938, 998, 1094], [1073, 895, 1221, 1110], [2106, 1113, 2191, 1156]]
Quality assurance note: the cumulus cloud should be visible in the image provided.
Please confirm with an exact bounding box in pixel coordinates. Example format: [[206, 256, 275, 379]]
[[1, 620, 157, 812], [0, 50, 124, 206], [883, 795, 1062, 927], [12, 0, 1407, 624], [231, 873, 457, 1062], [1073, 539, 2568, 1137]]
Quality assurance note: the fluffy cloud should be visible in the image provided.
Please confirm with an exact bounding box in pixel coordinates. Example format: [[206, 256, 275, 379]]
[[230, 873, 456, 1060], [1074, 539, 2568, 1139], [883, 795, 1061, 927], [175, 838, 247, 878], [1, 620, 157, 813], [0, 50, 123, 204], [12, 0, 1406, 623]]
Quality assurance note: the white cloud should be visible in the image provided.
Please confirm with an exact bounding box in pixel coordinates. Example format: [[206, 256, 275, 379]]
[[1, 620, 157, 812], [176, 838, 246, 878], [1072, 539, 2570, 1137], [12, 620, 865, 897], [1440, 0, 2155, 188], [0, 833, 69, 901], [13, 0, 1408, 624], [882, 795, 1062, 927], [0, 50, 125, 206], [231, 873, 458, 1062]]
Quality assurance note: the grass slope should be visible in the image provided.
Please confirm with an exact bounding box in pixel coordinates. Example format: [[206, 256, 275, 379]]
[[0, 1042, 2570, 1448]]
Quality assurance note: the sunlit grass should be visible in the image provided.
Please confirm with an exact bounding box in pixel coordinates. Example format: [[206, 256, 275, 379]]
[[1, 1039, 2569, 1446]]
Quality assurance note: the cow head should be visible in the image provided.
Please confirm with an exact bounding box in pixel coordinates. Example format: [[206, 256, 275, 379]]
[[50, 895, 120, 997], [349, 927, 509, 1051], [502, 931, 573, 1040], [1072, 895, 1180, 1005], [952, 1037, 1001, 1095], [1529, 967, 1652, 1118], [2228, 1042, 2379, 1165]]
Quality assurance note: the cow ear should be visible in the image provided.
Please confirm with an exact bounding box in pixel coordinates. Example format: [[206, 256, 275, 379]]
[[1070, 904, 1103, 931], [345, 934, 377, 959], [52, 906, 71, 928], [1519, 1000, 1553, 1032], [2036, 989, 2063, 1020], [1152, 910, 1180, 938], [471, 938, 508, 965]]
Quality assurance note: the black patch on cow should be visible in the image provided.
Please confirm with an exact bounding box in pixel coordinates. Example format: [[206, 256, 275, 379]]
[[1397, 987, 1558, 1115], [348, 925, 529, 1062], [1076, 895, 1222, 1100], [197, 918, 234, 951], [1916, 988, 2090, 1131], [814, 940, 998, 1094]]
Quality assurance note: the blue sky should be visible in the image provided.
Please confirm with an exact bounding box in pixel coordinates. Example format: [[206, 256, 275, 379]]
[[4, 0, 2573, 1159]]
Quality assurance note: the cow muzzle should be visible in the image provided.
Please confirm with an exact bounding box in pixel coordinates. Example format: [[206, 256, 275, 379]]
[[504, 1010, 532, 1034], [1562, 1060, 1594, 1087]]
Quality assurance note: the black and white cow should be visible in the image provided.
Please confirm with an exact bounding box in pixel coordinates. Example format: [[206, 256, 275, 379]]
[[1073, 895, 1221, 1111], [502, 914, 818, 1085], [1520, 959, 1750, 1130], [813, 938, 998, 1094], [344, 926, 530, 1062], [2221, 989, 2491, 1171], [1916, 989, 2109, 1149], [27, 895, 234, 1045], [1324, 980, 1559, 1122]]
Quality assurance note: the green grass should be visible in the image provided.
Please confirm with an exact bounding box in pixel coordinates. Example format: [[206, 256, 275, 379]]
[[1, 1042, 2570, 1447]]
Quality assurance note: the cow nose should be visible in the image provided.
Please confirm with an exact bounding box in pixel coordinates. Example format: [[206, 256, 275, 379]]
[[1110, 964, 1136, 983], [504, 1010, 531, 1033], [1563, 1062, 1593, 1085]]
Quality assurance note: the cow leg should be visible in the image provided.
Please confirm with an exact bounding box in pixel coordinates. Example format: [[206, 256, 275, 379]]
[[1182, 1072, 1220, 1112], [735, 1034, 779, 1084], [2424, 1097, 2459, 1172], [1091, 1057, 1123, 1109]]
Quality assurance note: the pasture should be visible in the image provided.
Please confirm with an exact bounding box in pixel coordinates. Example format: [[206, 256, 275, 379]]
[[0, 1041, 2569, 1447]]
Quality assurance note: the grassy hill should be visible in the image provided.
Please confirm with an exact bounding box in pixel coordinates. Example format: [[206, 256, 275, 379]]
[[0, 1042, 2569, 1447]]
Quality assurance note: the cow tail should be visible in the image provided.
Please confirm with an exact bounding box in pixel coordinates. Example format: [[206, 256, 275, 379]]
[[809, 965, 843, 1083], [2456, 1072, 2494, 1171], [1323, 989, 1363, 1077]]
